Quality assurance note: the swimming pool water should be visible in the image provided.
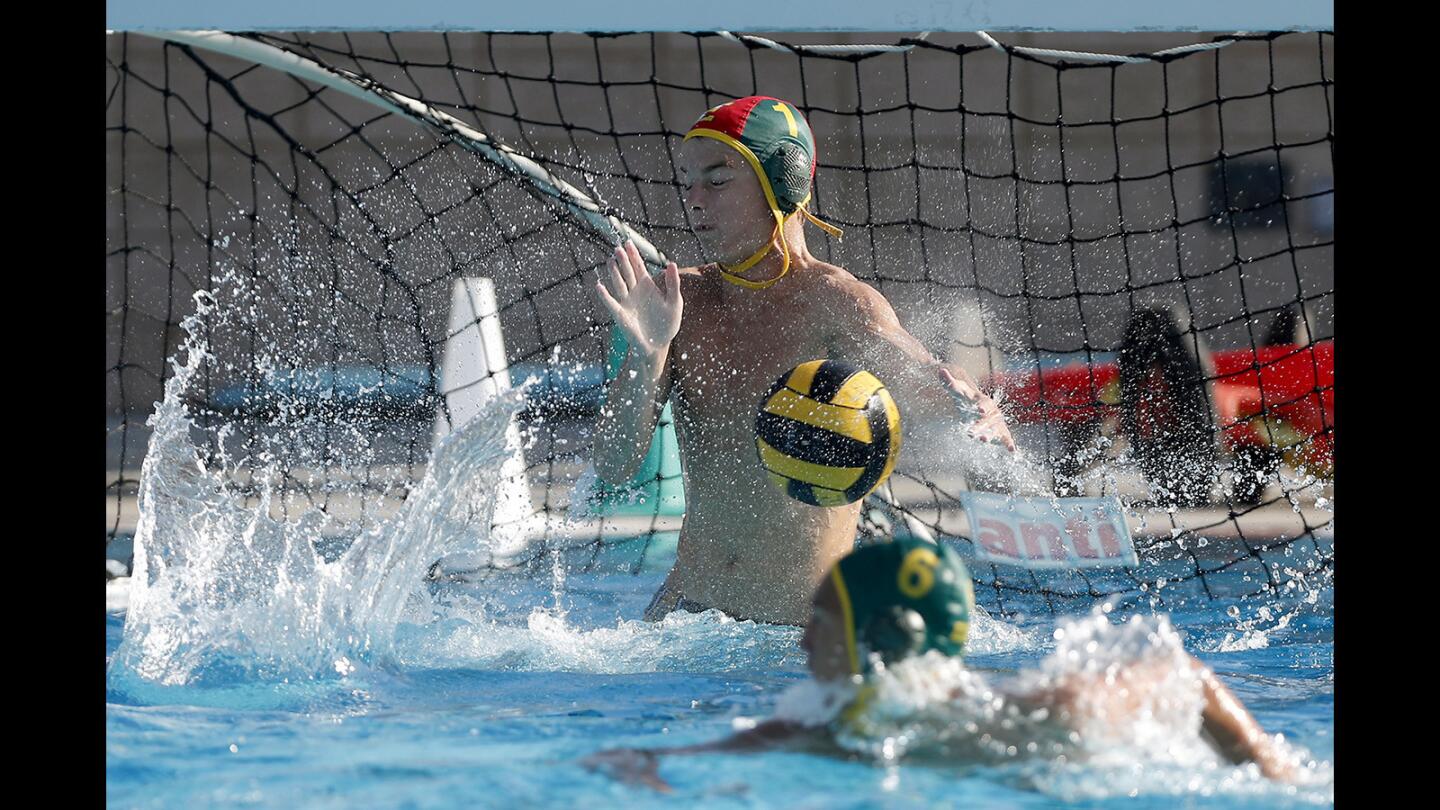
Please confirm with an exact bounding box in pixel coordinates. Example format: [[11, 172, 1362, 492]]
[[106, 565, 1333, 809], [107, 303, 1333, 807]]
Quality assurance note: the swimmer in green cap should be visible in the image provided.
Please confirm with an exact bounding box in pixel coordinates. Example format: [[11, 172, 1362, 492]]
[[808, 537, 976, 680], [592, 96, 1015, 625], [584, 539, 1299, 792]]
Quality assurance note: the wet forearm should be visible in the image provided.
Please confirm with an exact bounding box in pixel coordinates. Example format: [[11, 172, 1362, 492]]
[[926, 362, 986, 422], [1194, 657, 1294, 781], [584, 720, 810, 794], [892, 361, 990, 433], [666, 719, 810, 755], [593, 347, 670, 484]]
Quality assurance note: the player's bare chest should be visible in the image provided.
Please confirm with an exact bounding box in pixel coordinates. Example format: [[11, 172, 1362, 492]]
[[673, 295, 833, 409]]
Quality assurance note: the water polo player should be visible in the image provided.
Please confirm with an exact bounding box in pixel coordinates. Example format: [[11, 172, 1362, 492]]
[[591, 95, 1014, 625], [584, 539, 1299, 791]]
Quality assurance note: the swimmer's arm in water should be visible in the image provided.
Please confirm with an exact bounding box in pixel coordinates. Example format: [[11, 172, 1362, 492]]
[[994, 655, 1297, 783], [1191, 656, 1298, 782], [583, 719, 818, 793], [667, 718, 817, 754], [828, 280, 1014, 451], [592, 240, 683, 484]]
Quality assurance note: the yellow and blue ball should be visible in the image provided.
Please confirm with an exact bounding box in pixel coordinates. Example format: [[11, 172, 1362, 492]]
[[755, 359, 902, 507]]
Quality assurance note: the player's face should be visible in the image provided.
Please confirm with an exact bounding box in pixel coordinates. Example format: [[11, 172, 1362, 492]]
[[678, 138, 776, 264], [801, 578, 852, 682]]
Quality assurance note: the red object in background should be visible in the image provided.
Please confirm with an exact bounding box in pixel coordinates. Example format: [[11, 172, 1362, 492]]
[[983, 339, 1334, 472], [1211, 340, 1334, 472], [987, 362, 1122, 426]]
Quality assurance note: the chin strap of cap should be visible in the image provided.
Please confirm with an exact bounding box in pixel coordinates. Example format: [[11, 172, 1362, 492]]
[[719, 210, 789, 290], [718, 199, 844, 291]]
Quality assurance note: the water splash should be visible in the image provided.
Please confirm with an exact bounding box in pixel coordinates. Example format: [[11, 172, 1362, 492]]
[[770, 606, 1331, 802], [111, 287, 525, 687], [108, 271, 1042, 688], [900, 419, 1051, 496], [1205, 601, 1308, 653], [404, 607, 804, 674], [399, 573, 1041, 677]]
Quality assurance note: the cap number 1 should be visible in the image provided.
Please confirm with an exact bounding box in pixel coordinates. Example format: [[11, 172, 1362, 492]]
[[772, 103, 798, 137]]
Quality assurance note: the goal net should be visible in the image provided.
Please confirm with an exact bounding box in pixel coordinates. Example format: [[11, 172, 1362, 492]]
[[106, 30, 1333, 616]]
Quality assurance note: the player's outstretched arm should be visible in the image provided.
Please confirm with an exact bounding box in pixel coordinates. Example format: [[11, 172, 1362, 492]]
[[938, 366, 1014, 451], [831, 281, 1014, 451], [582, 720, 814, 792], [592, 240, 684, 484]]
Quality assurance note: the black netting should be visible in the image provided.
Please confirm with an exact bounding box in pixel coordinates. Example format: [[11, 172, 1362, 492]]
[[106, 31, 1334, 616]]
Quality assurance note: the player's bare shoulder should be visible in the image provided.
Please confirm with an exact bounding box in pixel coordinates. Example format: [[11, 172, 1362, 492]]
[[801, 260, 895, 326], [676, 263, 717, 310], [672, 263, 720, 339]]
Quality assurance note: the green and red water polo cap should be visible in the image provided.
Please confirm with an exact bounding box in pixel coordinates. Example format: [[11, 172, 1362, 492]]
[[685, 95, 818, 214]]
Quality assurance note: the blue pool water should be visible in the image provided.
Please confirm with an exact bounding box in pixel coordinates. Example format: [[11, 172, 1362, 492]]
[[107, 299, 1333, 807], [107, 562, 1333, 809]]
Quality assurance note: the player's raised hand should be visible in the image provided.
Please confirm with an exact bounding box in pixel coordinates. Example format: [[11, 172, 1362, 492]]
[[939, 367, 1016, 452], [593, 240, 683, 367]]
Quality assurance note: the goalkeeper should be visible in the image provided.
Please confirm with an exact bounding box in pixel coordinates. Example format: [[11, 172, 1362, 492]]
[[591, 96, 1012, 625]]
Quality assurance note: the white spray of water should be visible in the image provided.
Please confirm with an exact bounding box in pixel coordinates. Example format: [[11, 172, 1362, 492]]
[[765, 605, 1330, 802], [410, 607, 802, 674], [416, 561, 1046, 675], [109, 280, 1041, 686], [900, 417, 1051, 497], [112, 289, 525, 686]]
